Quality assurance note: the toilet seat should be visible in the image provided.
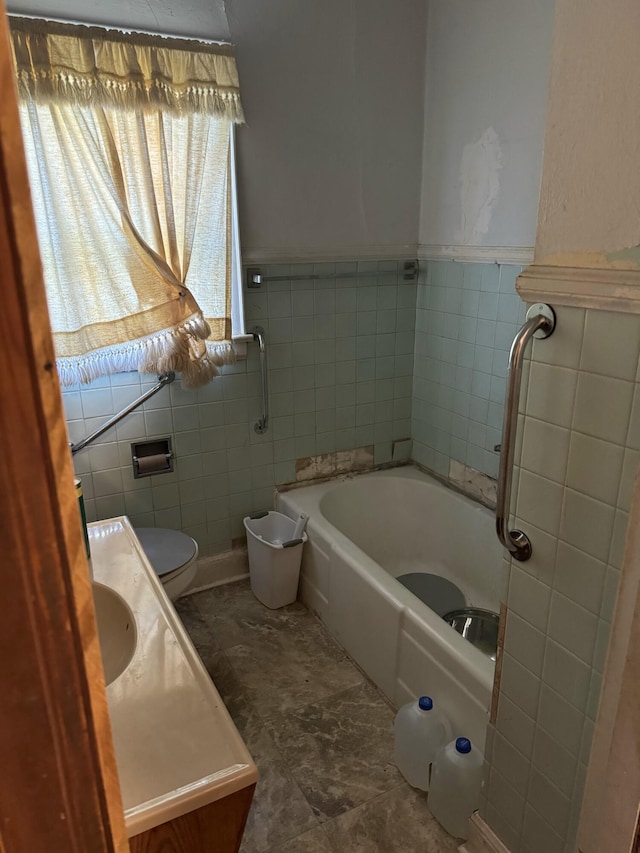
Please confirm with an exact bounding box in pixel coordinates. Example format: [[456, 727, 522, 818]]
[[134, 528, 199, 585]]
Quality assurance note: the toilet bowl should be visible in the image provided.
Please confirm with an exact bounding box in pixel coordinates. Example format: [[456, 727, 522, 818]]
[[134, 528, 198, 602]]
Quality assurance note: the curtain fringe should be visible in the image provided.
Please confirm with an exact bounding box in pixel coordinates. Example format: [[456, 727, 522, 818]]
[[56, 315, 236, 388], [15, 71, 245, 121]]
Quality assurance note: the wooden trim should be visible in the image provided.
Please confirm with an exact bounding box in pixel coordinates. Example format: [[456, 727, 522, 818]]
[[517, 264, 640, 313], [459, 814, 513, 853], [0, 6, 128, 852], [129, 785, 255, 853], [418, 244, 534, 266], [577, 472, 640, 853]]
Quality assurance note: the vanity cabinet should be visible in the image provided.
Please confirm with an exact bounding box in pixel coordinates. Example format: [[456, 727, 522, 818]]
[[129, 786, 255, 853]]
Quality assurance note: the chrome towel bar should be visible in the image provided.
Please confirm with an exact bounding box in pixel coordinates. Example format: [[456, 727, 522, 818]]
[[246, 261, 418, 288], [252, 326, 269, 434], [70, 372, 175, 455], [496, 303, 555, 561]]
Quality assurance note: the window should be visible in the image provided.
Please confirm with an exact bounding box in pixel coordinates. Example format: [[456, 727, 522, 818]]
[[11, 18, 245, 387]]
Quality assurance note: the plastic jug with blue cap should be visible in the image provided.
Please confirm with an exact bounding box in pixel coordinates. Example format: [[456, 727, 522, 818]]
[[428, 736, 485, 839], [392, 695, 452, 790]]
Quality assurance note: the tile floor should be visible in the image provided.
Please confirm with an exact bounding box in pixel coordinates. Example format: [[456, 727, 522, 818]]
[[175, 579, 459, 853]]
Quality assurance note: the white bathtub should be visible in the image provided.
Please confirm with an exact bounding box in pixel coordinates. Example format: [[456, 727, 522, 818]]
[[276, 466, 506, 750]]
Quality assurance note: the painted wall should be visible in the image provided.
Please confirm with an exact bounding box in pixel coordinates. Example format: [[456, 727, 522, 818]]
[[418, 0, 555, 250], [7, 0, 428, 258], [6, 0, 230, 39], [535, 0, 640, 267], [226, 0, 427, 256]]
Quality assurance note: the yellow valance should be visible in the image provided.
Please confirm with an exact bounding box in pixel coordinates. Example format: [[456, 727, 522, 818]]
[[9, 17, 244, 121]]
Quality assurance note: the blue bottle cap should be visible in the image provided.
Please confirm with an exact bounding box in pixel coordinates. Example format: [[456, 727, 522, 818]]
[[456, 737, 472, 754], [418, 696, 433, 711]]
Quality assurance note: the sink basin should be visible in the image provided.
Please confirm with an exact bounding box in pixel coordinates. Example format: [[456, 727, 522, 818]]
[[92, 582, 137, 686]]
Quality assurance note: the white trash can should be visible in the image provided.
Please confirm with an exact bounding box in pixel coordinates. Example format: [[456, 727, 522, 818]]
[[243, 511, 308, 609]]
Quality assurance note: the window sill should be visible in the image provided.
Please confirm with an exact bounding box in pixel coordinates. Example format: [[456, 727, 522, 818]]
[[232, 335, 253, 360]]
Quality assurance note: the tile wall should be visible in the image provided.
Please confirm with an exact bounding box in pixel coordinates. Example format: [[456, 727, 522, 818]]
[[412, 260, 527, 480], [64, 260, 416, 556], [483, 306, 640, 853]]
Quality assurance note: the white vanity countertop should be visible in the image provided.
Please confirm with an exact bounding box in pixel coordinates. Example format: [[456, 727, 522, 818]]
[[89, 517, 257, 838]]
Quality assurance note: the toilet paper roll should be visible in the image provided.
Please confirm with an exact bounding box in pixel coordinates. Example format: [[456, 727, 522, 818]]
[[136, 453, 169, 475]]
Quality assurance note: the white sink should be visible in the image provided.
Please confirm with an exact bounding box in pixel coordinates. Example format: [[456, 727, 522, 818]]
[[92, 581, 137, 686]]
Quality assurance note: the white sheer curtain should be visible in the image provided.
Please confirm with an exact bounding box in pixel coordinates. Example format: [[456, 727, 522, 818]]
[[11, 18, 244, 387]]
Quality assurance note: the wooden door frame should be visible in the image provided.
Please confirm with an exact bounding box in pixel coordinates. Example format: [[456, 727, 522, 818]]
[[0, 4, 128, 850]]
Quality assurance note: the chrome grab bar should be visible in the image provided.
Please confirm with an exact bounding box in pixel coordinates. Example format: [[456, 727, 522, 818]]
[[252, 326, 269, 434], [70, 372, 175, 454], [496, 304, 556, 561]]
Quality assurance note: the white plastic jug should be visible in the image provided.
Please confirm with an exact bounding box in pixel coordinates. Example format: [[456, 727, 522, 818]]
[[393, 696, 452, 791], [427, 737, 485, 839]]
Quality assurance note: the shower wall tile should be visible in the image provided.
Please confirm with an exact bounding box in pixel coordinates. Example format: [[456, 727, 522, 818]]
[[63, 259, 415, 557], [486, 305, 640, 853], [412, 260, 526, 481]]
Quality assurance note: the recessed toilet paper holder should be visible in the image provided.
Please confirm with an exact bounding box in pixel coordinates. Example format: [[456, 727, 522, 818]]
[[132, 438, 174, 478]]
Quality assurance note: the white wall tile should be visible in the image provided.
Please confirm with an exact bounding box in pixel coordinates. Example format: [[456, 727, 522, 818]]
[[527, 768, 571, 840], [92, 468, 124, 498], [592, 619, 612, 674], [517, 469, 564, 537], [87, 442, 120, 472], [526, 362, 577, 428], [609, 510, 629, 569], [554, 541, 606, 615], [530, 306, 585, 370], [600, 566, 621, 622], [500, 652, 541, 719], [496, 694, 536, 759], [572, 372, 633, 445], [542, 639, 592, 711], [505, 611, 546, 676], [537, 684, 584, 756], [81, 387, 114, 418], [62, 391, 83, 420], [618, 448, 640, 511], [547, 592, 598, 665], [521, 417, 570, 483], [522, 804, 565, 853], [580, 310, 640, 381], [486, 804, 524, 853], [495, 306, 640, 853], [487, 768, 526, 834], [508, 566, 551, 633], [560, 488, 615, 562], [491, 731, 531, 796], [566, 431, 624, 507], [586, 670, 602, 721], [531, 727, 577, 797]]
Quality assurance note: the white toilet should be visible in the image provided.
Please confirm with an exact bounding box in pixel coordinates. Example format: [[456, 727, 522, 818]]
[[134, 528, 198, 601]]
